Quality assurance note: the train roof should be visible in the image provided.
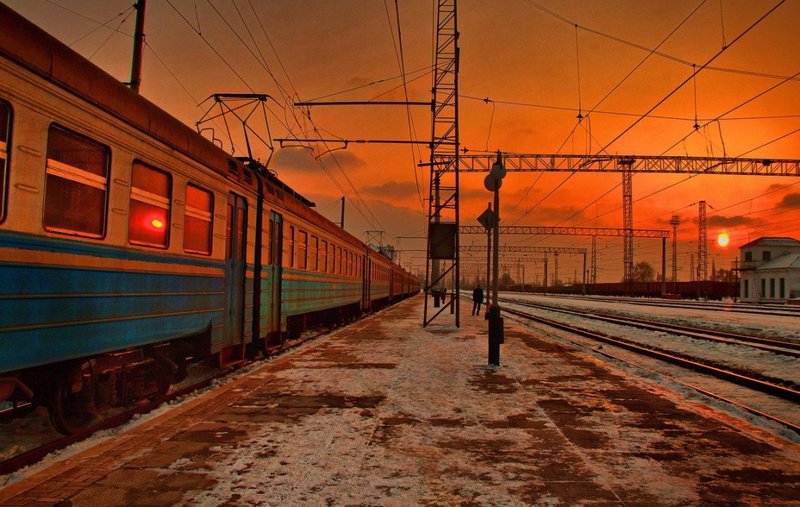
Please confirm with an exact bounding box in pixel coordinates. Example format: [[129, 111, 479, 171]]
[[0, 3, 315, 206], [0, 5, 405, 264]]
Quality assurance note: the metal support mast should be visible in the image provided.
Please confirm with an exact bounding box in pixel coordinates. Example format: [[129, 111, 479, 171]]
[[622, 165, 633, 288], [698, 201, 707, 281], [128, 0, 146, 93], [591, 235, 597, 284], [670, 215, 680, 283], [423, 0, 460, 327]]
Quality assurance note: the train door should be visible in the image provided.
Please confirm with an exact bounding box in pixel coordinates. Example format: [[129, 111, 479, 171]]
[[225, 193, 247, 357], [268, 211, 283, 342], [361, 252, 369, 311], [365, 257, 372, 311]]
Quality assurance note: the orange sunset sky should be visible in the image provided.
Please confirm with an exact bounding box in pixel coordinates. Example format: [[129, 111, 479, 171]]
[[4, 0, 799, 283]]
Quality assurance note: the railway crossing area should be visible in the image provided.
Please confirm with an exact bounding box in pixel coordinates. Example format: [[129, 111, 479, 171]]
[[1, 295, 799, 505]]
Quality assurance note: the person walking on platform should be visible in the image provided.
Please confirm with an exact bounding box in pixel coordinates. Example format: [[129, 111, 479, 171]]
[[471, 286, 484, 316]]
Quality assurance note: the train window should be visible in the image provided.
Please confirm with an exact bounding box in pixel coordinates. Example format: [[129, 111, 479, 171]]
[[310, 235, 318, 271], [320, 239, 327, 272], [348, 252, 353, 277], [128, 161, 171, 248], [0, 100, 10, 222], [337, 246, 343, 274], [297, 230, 308, 269], [330, 244, 336, 274], [43, 125, 109, 237], [184, 184, 213, 254]]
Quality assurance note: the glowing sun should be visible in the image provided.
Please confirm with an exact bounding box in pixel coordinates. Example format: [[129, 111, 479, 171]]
[[717, 232, 730, 247]]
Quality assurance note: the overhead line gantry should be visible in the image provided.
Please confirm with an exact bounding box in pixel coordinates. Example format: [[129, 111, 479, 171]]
[[461, 225, 671, 294], [444, 153, 800, 175], [450, 153, 800, 286]]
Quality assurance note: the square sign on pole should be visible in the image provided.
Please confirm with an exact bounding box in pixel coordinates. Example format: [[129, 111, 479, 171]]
[[429, 223, 457, 260], [477, 206, 494, 231]]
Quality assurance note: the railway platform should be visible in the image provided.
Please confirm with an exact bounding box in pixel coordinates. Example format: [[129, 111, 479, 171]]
[[1, 295, 799, 506]]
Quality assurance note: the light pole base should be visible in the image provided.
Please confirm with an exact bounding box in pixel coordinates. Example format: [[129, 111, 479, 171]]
[[488, 305, 503, 366]]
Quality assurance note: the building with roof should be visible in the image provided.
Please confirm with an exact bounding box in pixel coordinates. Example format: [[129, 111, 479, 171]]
[[738, 237, 800, 302]]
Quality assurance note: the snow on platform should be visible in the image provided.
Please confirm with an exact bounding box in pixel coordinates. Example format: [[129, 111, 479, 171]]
[[1, 295, 799, 506]]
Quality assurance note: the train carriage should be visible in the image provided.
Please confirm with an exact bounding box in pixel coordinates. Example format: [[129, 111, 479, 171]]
[[0, 4, 418, 434]]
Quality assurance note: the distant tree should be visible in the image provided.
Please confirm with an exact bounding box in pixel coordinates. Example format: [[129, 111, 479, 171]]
[[632, 261, 656, 282], [715, 268, 736, 283], [499, 272, 515, 289]]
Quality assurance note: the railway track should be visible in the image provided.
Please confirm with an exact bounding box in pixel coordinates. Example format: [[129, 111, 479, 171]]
[[499, 304, 800, 437], [499, 297, 800, 358], [0, 328, 328, 477], [538, 293, 800, 318]]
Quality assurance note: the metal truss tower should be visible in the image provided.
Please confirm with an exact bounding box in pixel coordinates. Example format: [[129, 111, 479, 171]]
[[591, 236, 597, 284], [622, 167, 633, 286], [698, 201, 707, 281], [423, 0, 460, 327], [670, 215, 680, 282]]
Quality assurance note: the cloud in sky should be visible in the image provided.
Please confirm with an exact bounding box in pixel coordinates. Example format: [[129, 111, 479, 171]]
[[708, 215, 754, 227], [273, 147, 366, 174], [273, 147, 318, 172], [363, 181, 421, 199], [779, 193, 800, 209]]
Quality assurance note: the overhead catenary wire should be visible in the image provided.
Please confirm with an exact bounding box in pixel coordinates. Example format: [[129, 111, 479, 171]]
[[593, 0, 789, 157], [384, 0, 427, 221], [519, 0, 794, 247], [505, 0, 708, 229], [459, 95, 800, 123], [66, 6, 135, 47], [164, 0, 387, 232], [519, 0, 799, 83], [87, 8, 135, 61], [165, 0, 255, 93]]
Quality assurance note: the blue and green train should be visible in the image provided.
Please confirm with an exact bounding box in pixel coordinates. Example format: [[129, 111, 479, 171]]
[[0, 4, 418, 434]]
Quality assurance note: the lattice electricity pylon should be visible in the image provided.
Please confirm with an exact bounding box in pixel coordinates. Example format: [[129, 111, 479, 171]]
[[591, 236, 597, 284], [622, 164, 633, 288], [670, 215, 680, 282], [698, 201, 708, 281], [459, 225, 670, 238], [460, 245, 586, 255], [423, 0, 460, 327]]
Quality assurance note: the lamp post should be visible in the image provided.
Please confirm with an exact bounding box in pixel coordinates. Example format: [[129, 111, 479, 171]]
[[483, 151, 506, 367]]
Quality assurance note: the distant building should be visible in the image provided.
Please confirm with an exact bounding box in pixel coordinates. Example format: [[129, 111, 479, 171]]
[[738, 237, 800, 302]]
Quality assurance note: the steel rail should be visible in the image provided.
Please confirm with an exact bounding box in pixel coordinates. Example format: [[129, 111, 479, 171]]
[[535, 293, 800, 318], [501, 306, 800, 404], [495, 303, 800, 437], [501, 298, 800, 357]]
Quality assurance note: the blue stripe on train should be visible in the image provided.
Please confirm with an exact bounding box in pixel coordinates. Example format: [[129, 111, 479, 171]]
[[0, 231, 228, 374], [281, 269, 361, 316], [0, 275, 223, 330], [0, 313, 217, 373]]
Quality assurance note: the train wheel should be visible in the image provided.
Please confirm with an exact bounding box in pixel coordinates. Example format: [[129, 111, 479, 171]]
[[48, 362, 96, 435]]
